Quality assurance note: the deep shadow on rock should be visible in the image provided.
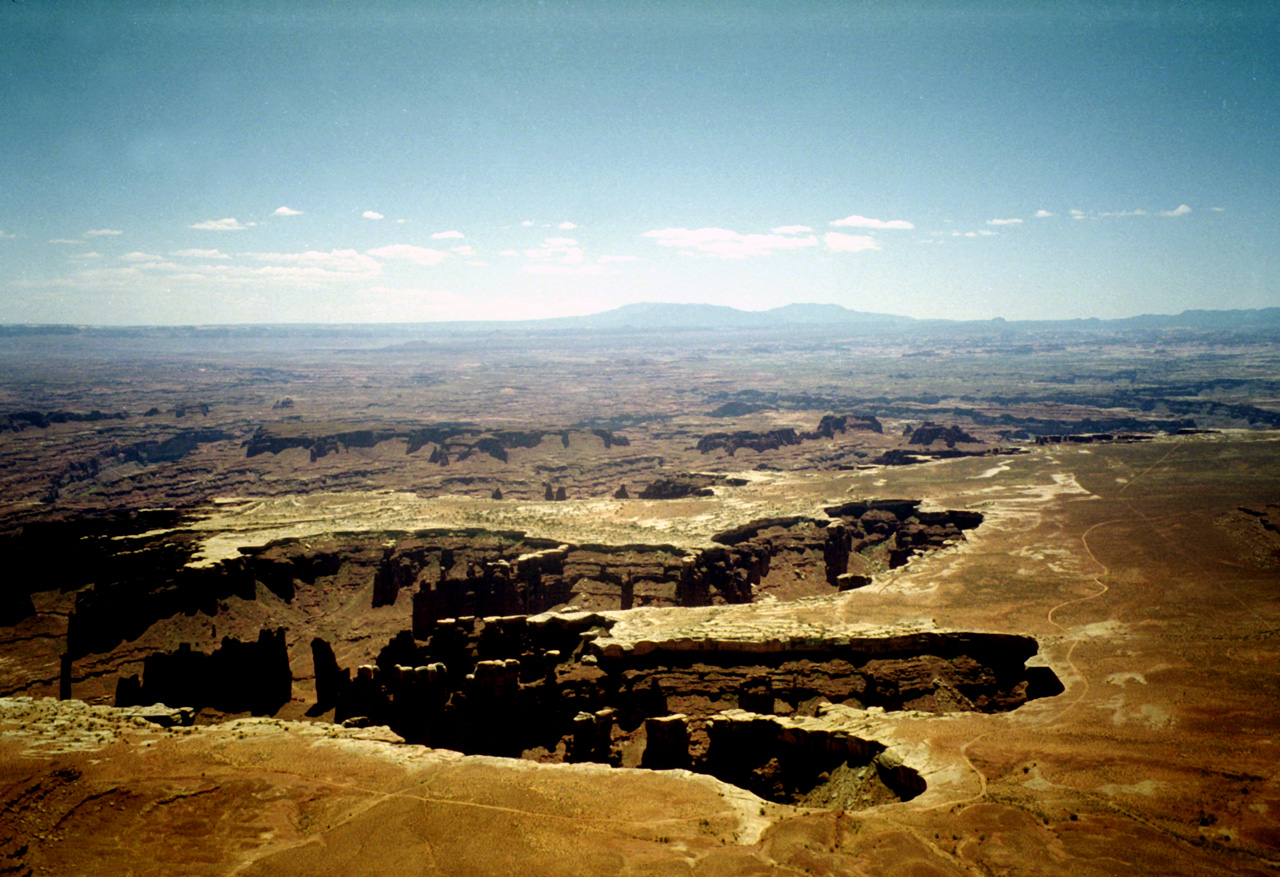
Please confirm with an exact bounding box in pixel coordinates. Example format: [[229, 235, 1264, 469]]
[[309, 613, 1059, 810]]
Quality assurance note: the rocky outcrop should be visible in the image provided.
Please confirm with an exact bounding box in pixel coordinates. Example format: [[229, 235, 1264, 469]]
[[114, 703, 196, 727], [4, 501, 986, 719], [873, 449, 927, 466], [872, 446, 1020, 466], [692, 501, 982, 595], [244, 424, 629, 463], [641, 713, 691, 769], [391, 536, 696, 631], [814, 414, 883, 437], [823, 499, 982, 570], [115, 628, 291, 715], [593, 630, 1043, 713], [704, 710, 923, 806], [1240, 503, 1280, 536], [590, 428, 630, 449], [637, 474, 747, 499], [318, 613, 1058, 807], [639, 476, 715, 499], [0, 512, 176, 617], [1034, 433, 1154, 445], [42, 429, 231, 501], [700, 410, 886, 449], [311, 637, 349, 710], [1, 409, 130, 432], [43, 502, 982, 669], [696, 429, 801, 456], [908, 422, 980, 447], [708, 401, 771, 418]]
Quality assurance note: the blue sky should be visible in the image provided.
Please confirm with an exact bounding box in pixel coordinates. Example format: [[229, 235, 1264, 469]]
[[1, 1, 1276, 324]]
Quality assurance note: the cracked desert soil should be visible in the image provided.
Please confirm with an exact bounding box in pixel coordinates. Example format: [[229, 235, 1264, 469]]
[[4, 431, 1279, 875]]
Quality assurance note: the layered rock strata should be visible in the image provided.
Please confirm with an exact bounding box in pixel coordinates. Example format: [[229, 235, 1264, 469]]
[[13, 501, 982, 678], [309, 612, 1059, 808]]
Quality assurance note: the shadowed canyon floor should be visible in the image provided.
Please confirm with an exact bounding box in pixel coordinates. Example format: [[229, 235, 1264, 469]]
[[1, 324, 1279, 874]]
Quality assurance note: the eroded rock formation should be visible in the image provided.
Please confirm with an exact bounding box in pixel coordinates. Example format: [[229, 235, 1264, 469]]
[[312, 613, 1059, 808], [115, 628, 291, 715], [637, 473, 748, 499], [908, 422, 980, 447], [696, 429, 802, 455], [6, 501, 987, 713], [1034, 433, 1154, 445], [244, 424, 628, 463]]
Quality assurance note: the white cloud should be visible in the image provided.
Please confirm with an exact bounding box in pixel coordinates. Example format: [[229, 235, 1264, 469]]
[[450, 245, 477, 256], [0, 229, 14, 239], [822, 232, 881, 252], [169, 248, 229, 259], [362, 211, 385, 220], [558, 221, 577, 230], [85, 228, 124, 236], [949, 230, 997, 238], [1069, 206, 1183, 220], [597, 255, 640, 263], [71, 252, 103, 259], [272, 206, 303, 216], [524, 237, 606, 269], [46, 248, 385, 296], [987, 218, 1022, 226], [48, 238, 81, 244], [120, 257, 185, 271], [523, 263, 606, 276], [366, 244, 448, 266], [521, 220, 534, 227], [642, 227, 819, 258], [196, 256, 381, 284], [431, 230, 465, 240], [499, 249, 520, 257], [1211, 206, 1226, 212], [526, 243, 585, 264], [251, 249, 382, 273], [830, 214, 914, 230], [771, 225, 812, 234], [189, 217, 251, 231], [1034, 210, 1055, 218]]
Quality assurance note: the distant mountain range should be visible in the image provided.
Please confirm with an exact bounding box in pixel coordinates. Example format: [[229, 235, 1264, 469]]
[[2, 303, 1278, 336], [536, 302, 913, 330], [535, 302, 1280, 333]]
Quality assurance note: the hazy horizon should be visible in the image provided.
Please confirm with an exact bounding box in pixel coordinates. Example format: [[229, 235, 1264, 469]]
[[2, 2, 1277, 325], [3, 299, 1277, 332]]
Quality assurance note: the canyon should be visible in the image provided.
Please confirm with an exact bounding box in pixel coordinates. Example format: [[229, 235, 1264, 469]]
[[1, 320, 1278, 874]]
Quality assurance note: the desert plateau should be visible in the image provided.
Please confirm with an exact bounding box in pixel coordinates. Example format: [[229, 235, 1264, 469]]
[[1, 310, 1278, 875]]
